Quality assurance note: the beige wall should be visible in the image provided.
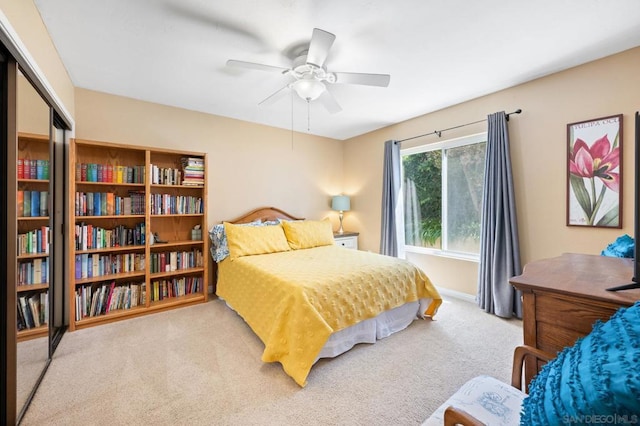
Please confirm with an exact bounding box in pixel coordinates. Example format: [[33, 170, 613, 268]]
[[344, 47, 640, 295], [1, 0, 75, 119], [74, 88, 345, 229]]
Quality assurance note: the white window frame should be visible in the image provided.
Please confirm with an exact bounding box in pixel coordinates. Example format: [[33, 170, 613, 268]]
[[401, 132, 487, 262]]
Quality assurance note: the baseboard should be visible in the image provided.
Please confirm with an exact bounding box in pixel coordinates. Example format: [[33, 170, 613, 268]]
[[435, 286, 477, 304]]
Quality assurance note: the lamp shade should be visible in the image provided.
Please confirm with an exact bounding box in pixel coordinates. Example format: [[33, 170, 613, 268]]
[[332, 195, 351, 212]]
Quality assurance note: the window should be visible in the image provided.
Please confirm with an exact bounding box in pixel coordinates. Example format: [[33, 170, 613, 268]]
[[401, 133, 486, 258]]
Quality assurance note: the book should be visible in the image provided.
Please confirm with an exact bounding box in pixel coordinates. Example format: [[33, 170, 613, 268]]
[[23, 159, 30, 180], [94, 192, 101, 216], [19, 296, 34, 329], [43, 160, 49, 180], [31, 191, 40, 217], [90, 163, 98, 182], [41, 291, 48, 324], [23, 191, 31, 217], [116, 165, 123, 183], [42, 226, 49, 253], [29, 294, 41, 327], [101, 192, 107, 216], [17, 158, 23, 179], [106, 192, 115, 216], [36, 159, 44, 180], [17, 191, 24, 217], [81, 254, 88, 279], [33, 258, 42, 284], [169, 251, 177, 272], [40, 191, 48, 217], [75, 255, 81, 279], [17, 302, 26, 331], [105, 281, 116, 313]]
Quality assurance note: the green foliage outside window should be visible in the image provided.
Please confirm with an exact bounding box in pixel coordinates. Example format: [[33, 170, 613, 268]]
[[402, 141, 486, 253]]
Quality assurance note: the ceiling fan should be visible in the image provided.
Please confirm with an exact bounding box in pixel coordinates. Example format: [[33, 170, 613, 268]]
[[227, 28, 391, 114]]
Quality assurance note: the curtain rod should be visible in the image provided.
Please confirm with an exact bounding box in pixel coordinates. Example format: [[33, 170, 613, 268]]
[[396, 109, 522, 143]]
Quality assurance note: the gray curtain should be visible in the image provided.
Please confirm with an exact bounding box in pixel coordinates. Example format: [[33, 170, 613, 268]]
[[380, 140, 405, 257], [404, 179, 422, 246], [477, 112, 522, 318]]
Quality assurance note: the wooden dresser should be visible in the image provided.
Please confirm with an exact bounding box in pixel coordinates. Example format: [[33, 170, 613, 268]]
[[509, 253, 639, 385]]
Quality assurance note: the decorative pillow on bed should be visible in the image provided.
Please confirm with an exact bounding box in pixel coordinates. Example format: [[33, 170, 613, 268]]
[[208, 220, 262, 262], [281, 218, 334, 250], [224, 221, 291, 260], [520, 301, 640, 425]]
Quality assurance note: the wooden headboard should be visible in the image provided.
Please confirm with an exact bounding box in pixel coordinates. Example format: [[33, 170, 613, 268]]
[[209, 207, 304, 292], [226, 206, 304, 224]]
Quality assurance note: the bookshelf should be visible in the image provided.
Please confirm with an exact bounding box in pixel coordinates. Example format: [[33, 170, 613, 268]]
[[16, 133, 51, 341], [68, 139, 208, 331]]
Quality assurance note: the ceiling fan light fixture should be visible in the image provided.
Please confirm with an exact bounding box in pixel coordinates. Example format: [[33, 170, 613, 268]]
[[292, 78, 326, 101]]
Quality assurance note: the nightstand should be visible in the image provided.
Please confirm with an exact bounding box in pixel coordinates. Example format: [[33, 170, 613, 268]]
[[334, 231, 359, 250]]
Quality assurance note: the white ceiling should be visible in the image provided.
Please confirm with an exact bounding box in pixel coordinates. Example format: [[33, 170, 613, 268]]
[[34, 0, 640, 140]]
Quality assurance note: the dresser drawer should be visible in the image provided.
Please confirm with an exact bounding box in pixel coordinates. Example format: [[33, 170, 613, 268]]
[[334, 235, 358, 250], [534, 291, 622, 353]]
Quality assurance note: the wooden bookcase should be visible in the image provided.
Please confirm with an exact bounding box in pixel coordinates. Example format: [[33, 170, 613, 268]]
[[68, 138, 208, 331], [16, 133, 52, 341]]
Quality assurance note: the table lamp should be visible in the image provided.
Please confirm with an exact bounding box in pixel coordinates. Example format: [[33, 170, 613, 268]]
[[332, 195, 351, 234]]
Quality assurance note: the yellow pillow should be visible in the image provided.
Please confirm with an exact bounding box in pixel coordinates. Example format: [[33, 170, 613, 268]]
[[281, 219, 334, 250], [224, 222, 291, 260]]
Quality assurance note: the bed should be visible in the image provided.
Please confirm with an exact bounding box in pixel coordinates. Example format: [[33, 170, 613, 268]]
[[210, 207, 442, 386]]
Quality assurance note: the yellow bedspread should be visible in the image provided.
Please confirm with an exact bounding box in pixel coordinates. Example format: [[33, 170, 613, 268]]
[[216, 245, 442, 386]]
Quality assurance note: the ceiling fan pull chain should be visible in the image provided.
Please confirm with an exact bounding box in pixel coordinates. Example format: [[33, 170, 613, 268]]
[[307, 99, 311, 131]]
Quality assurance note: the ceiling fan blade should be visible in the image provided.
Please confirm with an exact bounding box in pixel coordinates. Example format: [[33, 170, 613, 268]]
[[258, 85, 290, 106], [306, 28, 336, 68], [317, 89, 342, 114], [227, 60, 289, 73], [333, 72, 391, 87]]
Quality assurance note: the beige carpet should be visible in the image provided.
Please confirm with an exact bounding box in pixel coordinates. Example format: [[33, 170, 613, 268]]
[[21, 296, 522, 425]]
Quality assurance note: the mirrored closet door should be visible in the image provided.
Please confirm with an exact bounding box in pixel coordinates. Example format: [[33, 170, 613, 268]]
[[1, 41, 70, 424], [15, 68, 52, 422]]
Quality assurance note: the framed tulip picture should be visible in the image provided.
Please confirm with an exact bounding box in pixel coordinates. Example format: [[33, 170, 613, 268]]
[[567, 114, 622, 228]]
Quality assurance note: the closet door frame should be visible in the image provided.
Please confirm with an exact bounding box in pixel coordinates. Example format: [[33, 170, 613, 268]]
[[1, 43, 18, 425]]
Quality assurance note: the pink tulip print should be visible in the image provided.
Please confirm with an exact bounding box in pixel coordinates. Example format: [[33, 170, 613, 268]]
[[568, 115, 622, 227]]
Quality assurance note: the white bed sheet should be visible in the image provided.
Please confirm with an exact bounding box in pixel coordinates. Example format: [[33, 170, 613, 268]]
[[315, 299, 430, 361], [222, 297, 430, 363], [220, 298, 432, 363]]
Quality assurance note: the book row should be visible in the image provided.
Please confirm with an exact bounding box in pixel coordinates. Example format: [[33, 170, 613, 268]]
[[76, 163, 145, 184], [74, 222, 145, 251], [17, 158, 50, 180], [75, 191, 145, 216], [74, 252, 145, 280], [18, 257, 49, 286], [17, 190, 48, 217], [17, 292, 48, 330], [149, 164, 183, 186], [150, 249, 203, 274], [149, 194, 203, 215], [17, 227, 49, 255], [150, 276, 202, 301], [75, 281, 145, 320]]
